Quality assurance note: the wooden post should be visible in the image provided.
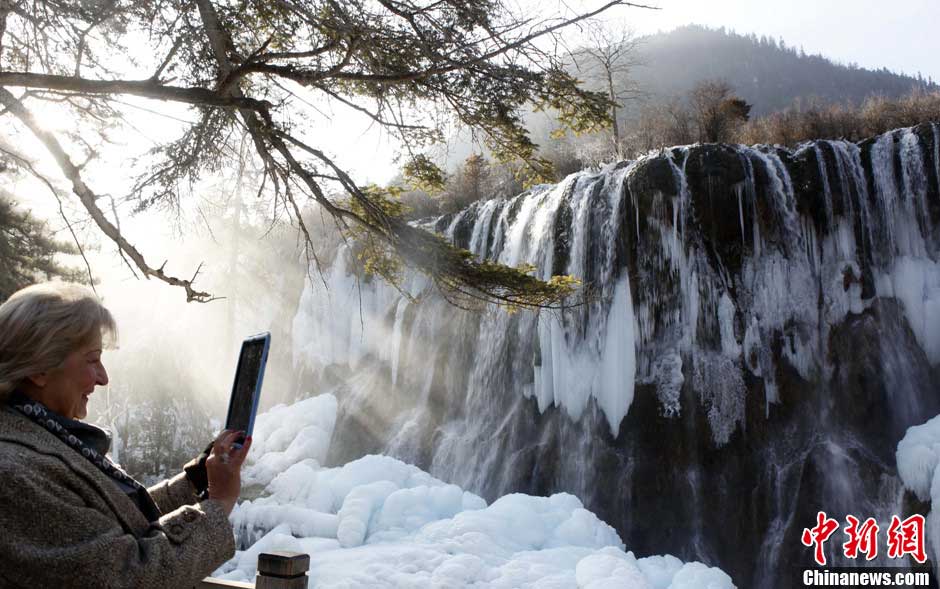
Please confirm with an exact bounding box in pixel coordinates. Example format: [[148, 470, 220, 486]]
[[255, 551, 310, 589]]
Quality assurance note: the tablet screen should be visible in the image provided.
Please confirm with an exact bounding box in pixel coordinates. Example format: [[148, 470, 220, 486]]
[[225, 336, 268, 434]]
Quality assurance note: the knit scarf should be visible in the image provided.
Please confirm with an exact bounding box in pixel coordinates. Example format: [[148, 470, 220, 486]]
[[9, 391, 161, 522]]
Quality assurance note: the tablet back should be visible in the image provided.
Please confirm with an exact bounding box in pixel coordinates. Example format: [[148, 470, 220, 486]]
[[224, 332, 271, 437]]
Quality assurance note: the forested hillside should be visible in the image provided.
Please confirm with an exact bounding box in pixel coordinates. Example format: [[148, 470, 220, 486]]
[[627, 25, 935, 116], [417, 25, 940, 218]]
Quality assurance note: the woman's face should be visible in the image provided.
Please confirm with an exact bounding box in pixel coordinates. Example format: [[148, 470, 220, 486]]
[[27, 332, 109, 420]]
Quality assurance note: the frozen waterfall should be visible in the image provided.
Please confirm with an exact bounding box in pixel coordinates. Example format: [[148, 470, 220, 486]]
[[288, 123, 940, 587]]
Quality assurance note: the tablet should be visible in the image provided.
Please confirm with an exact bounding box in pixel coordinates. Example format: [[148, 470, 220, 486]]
[[224, 332, 271, 441]]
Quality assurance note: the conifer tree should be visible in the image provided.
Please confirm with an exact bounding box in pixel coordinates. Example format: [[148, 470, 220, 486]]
[[0, 192, 86, 300]]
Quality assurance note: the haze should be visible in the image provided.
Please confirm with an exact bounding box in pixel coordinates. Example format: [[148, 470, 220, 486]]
[[604, 0, 939, 81]]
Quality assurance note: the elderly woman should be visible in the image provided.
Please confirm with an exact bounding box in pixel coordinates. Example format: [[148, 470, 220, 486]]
[[0, 282, 251, 588]]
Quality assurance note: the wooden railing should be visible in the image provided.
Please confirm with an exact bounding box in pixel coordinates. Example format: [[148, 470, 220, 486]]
[[197, 551, 310, 589]]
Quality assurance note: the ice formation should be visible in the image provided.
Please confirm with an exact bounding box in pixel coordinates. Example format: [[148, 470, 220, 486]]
[[292, 170, 640, 437], [214, 396, 735, 588], [241, 394, 337, 488], [897, 415, 940, 568]]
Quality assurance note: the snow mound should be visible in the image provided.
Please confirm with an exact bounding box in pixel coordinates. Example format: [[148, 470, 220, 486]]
[[242, 394, 337, 488], [215, 394, 735, 588], [897, 414, 940, 502], [897, 415, 940, 571]]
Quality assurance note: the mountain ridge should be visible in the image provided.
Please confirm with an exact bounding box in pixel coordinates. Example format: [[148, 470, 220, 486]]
[[623, 24, 936, 116]]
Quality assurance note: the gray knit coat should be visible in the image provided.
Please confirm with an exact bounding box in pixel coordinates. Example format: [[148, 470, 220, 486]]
[[0, 405, 236, 588]]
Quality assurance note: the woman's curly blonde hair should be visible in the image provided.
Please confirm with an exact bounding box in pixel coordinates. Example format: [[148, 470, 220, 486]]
[[0, 282, 116, 400]]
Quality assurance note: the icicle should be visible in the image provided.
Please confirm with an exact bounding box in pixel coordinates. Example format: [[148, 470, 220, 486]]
[[899, 128, 931, 256], [814, 144, 834, 227], [934, 123, 940, 204], [389, 299, 409, 386]]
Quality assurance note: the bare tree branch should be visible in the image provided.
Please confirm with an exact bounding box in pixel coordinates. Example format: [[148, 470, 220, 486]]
[[150, 36, 185, 82], [0, 87, 216, 302]]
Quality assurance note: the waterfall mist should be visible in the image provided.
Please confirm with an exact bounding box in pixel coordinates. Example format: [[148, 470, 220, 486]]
[[83, 198, 309, 482]]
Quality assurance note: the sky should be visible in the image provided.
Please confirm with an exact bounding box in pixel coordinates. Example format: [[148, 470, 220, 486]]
[[601, 0, 940, 81]]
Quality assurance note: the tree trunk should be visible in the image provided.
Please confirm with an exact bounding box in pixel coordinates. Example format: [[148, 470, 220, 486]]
[[606, 71, 621, 159]]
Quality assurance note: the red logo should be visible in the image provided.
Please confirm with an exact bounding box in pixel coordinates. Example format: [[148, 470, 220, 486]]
[[886, 514, 927, 563], [801, 512, 927, 565], [843, 516, 879, 560], [802, 511, 840, 566]]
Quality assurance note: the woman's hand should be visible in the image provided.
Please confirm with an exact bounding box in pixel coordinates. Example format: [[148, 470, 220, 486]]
[[205, 429, 252, 516]]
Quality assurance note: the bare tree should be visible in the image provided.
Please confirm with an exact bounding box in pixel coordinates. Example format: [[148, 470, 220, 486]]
[[576, 21, 645, 159], [629, 97, 695, 154], [0, 0, 653, 308], [689, 79, 752, 143]]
